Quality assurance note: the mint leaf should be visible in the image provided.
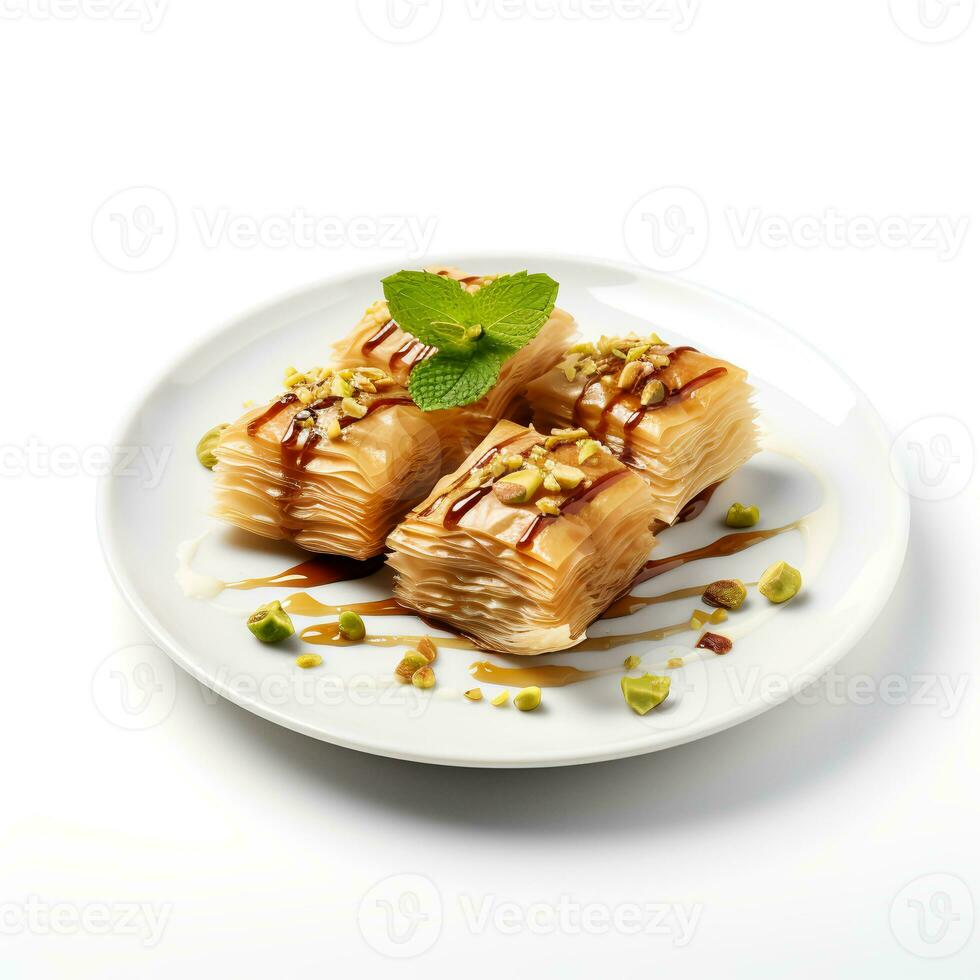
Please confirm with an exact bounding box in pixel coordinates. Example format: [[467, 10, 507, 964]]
[[473, 272, 559, 353], [381, 268, 560, 411], [407, 348, 503, 412], [382, 271, 472, 354]]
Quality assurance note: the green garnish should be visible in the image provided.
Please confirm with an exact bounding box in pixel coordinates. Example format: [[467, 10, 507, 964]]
[[381, 270, 559, 411]]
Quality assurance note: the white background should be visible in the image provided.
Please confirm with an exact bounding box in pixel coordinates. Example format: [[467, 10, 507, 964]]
[[2, 1, 979, 976]]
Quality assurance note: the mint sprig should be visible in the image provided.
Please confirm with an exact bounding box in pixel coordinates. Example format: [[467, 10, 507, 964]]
[[381, 270, 559, 411]]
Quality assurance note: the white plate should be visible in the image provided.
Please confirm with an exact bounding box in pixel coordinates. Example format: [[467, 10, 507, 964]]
[[99, 254, 908, 768]]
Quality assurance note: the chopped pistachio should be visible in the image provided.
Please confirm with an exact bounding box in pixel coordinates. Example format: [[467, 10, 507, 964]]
[[551, 463, 586, 490], [493, 468, 544, 505], [647, 353, 671, 369], [490, 455, 507, 478], [196, 424, 229, 470], [758, 561, 802, 603], [341, 397, 367, 419], [490, 690, 509, 707], [247, 601, 294, 644], [623, 654, 641, 670], [395, 652, 429, 683], [295, 653, 323, 669], [725, 503, 760, 528], [504, 455, 524, 471], [626, 344, 651, 362], [330, 375, 354, 398], [618, 360, 649, 390], [338, 610, 366, 641], [417, 636, 437, 664], [412, 665, 436, 689], [579, 357, 598, 377], [543, 472, 561, 493], [647, 331, 664, 345], [577, 439, 602, 465], [702, 579, 747, 610], [567, 341, 598, 355], [326, 418, 342, 440], [536, 497, 561, 516], [545, 427, 589, 449], [514, 686, 542, 711], [285, 371, 306, 389], [296, 387, 315, 406], [464, 688, 483, 702], [621, 674, 671, 715], [640, 380, 666, 406], [611, 347, 628, 359]]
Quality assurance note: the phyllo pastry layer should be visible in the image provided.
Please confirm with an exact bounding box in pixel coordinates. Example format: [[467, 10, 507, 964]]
[[211, 269, 575, 558], [525, 333, 759, 527], [385, 421, 659, 655]]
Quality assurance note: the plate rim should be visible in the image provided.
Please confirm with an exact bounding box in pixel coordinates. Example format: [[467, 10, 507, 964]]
[[97, 251, 910, 768]]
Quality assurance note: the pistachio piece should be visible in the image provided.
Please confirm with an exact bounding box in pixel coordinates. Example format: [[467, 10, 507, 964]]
[[490, 455, 507, 478], [464, 688, 483, 702], [326, 418, 342, 440], [725, 503, 760, 528], [417, 636, 437, 663], [341, 396, 367, 420], [623, 655, 641, 670], [577, 439, 602, 465], [618, 360, 650, 390], [621, 674, 671, 715], [247, 600, 295, 644], [625, 344, 651, 362], [395, 652, 429, 683], [295, 654, 323, 669], [412, 665, 436, 689], [543, 473, 561, 493], [647, 331, 664, 345], [284, 370, 306, 389], [551, 463, 586, 490], [579, 357, 598, 377], [567, 341, 598, 356], [196, 424, 229, 470], [514, 686, 542, 711], [702, 579, 747, 610], [338, 610, 366, 642], [758, 561, 802, 603], [545, 427, 589, 449], [504, 455, 523, 471], [493, 468, 544, 505], [536, 497, 561, 516], [640, 380, 666, 406], [330, 375, 354, 399], [490, 690, 509, 707]]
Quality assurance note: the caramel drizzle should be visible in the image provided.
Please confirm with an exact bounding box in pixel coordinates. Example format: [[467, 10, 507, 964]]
[[226, 553, 385, 591], [516, 468, 631, 551], [246, 393, 298, 436], [634, 521, 801, 585], [360, 319, 398, 354]]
